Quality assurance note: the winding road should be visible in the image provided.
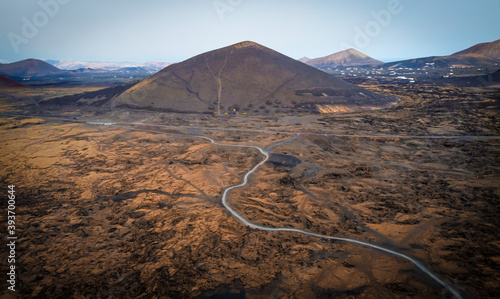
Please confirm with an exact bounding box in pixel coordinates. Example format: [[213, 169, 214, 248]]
[[200, 134, 463, 299], [1, 112, 482, 298]]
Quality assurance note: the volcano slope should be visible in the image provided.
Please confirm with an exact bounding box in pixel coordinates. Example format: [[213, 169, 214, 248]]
[[306, 48, 383, 70], [109, 41, 397, 114], [0, 75, 23, 88]]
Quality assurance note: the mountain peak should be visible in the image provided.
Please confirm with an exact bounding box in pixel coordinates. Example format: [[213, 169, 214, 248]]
[[298, 57, 311, 63], [231, 41, 262, 49], [343, 48, 368, 56], [306, 49, 382, 69], [112, 41, 395, 114]]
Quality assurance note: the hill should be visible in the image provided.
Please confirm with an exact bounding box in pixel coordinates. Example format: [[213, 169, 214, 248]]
[[452, 39, 500, 59], [0, 74, 23, 88], [383, 55, 500, 69], [110, 41, 396, 114], [298, 57, 311, 63], [306, 49, 383, 70], [0, 59, 62, 78], [384, 39, 500, 69]]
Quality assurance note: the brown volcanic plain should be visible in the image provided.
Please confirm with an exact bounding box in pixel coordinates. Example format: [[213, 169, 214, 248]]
[[0, 77, 499, 298]]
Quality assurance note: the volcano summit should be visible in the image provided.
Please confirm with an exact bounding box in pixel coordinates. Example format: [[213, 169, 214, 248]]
[[110, 41, 397, 114]]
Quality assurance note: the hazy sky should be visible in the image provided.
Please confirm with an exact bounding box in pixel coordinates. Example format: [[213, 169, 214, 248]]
[[1, 0, 499, 63]]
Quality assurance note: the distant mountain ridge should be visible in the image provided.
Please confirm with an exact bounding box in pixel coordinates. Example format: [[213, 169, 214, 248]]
[[383, 39, 500, 69], [0, 59, 62, 78], [46, 60, 171, 71], [301, 39, 500, 71], [0, 58, 169, 84], [306, 49, 383, 69]]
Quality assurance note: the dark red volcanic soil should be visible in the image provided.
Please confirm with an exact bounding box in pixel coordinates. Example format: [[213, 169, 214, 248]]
[[0, 75, 23, 88]]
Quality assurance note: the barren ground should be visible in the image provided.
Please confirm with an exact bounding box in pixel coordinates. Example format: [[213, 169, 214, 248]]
[[0, 84, 498, 298]]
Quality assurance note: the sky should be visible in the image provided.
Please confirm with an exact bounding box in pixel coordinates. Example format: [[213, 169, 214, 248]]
[[0, 0, 499, 64]]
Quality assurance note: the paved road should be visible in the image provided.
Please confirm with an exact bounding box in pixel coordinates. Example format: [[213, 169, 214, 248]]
[[1, 113, 498, 141], [206, 135, 463, 299], [1, 112, 468, 298]]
